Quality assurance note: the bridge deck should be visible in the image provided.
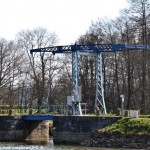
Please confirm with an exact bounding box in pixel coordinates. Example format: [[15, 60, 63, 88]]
[[22, 115, 53, 120]]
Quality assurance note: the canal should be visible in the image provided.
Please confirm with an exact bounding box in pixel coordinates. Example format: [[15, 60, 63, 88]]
[[0, 139, 139, 150]]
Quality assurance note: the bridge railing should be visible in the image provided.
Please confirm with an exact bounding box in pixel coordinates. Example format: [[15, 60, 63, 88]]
[[0, 103, 87, 116], [45, 103, 87, 115]]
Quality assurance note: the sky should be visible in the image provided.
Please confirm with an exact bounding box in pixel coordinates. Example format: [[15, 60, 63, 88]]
[[0, 0, 128, 45]]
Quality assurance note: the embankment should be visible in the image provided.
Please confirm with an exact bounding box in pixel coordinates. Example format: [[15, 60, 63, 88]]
[[81, 131, 150, 149], [81, 118, 150, 149]]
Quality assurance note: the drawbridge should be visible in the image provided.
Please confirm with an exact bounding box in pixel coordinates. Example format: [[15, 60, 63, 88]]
[[30, 44, 148, 115]]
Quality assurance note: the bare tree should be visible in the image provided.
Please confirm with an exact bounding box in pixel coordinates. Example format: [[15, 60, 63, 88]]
[[0, 39, 24, 109], [16, 27, 59, 113], [126, 0, 150, 113]]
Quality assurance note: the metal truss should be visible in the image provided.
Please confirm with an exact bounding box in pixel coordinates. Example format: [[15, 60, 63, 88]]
[[30, 44, 148, 54], [72, 51, 82, 115], [95, 53, 106, 114], [30, 44, 148, 115]]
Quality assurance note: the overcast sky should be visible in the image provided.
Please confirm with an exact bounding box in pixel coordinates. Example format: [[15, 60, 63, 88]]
[[0, 0, 128, 45]]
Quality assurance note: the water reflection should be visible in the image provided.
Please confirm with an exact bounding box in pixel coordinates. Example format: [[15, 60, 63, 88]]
[[0, 140, 138, 150]]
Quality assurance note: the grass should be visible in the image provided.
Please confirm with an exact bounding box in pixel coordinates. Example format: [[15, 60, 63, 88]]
[[85, 113, 119, 117], [100, 118, 150, 135], [0, 108, 56, 116], [139, 115, 150, 118]]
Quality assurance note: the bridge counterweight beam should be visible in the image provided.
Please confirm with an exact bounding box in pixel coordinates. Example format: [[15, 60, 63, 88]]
[[95, 53, 107, 114]]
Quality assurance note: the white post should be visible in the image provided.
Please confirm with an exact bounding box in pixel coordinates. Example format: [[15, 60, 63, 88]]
[[120, 95, 125, 116]]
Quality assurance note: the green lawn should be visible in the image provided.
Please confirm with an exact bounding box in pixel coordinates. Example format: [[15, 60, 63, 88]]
[[100, 118, 150, 135]]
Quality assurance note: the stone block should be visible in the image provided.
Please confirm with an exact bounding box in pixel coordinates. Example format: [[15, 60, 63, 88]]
[[53, 116, 121, 144]]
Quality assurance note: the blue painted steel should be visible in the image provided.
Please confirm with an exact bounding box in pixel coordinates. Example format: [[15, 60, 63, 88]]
[[72, 51, 82, 115], [30, 44, 148, 115], [95, 53, 106, 114], [22, 115, 53, 120], [30, 44, 148, 54]]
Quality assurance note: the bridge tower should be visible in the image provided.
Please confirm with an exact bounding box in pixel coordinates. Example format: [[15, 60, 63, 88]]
[[71, 51, 82, 115], [95, 53, 106, 114]]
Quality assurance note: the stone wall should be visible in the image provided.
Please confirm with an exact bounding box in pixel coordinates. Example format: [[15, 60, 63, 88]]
[[24, 120, 49, 144], [0, 116, 122, 145], [0, 116, 24, 141], [53, 116, 121, 144], [0, 116, 49, 144]]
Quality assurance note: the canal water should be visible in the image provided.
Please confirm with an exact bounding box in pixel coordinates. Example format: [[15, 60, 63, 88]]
[[0, 139, 139, 150]]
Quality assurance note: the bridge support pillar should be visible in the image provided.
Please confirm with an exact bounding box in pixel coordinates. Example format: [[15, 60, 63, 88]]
[[24, 120, 49, 144]]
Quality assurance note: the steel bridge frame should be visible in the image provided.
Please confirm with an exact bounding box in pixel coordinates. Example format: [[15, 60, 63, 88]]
[[30, 44, 148, 115]]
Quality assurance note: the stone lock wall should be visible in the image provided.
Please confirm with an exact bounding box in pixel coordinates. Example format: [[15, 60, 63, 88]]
[[53, 116, 121, 144], [0, 116, 49, 144], [0, 116, 121, 144], [0, 116, 24, 141]]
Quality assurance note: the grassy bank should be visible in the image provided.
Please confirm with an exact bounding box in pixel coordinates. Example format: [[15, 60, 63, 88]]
[[100, 118, 150, 135]]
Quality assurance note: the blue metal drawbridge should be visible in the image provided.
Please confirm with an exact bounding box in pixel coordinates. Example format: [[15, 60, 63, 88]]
[[30, 44, 148, 116]]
